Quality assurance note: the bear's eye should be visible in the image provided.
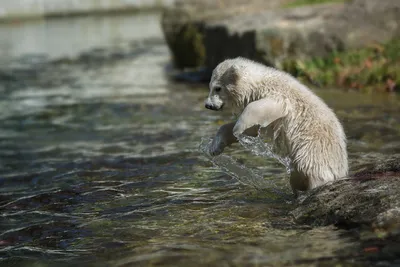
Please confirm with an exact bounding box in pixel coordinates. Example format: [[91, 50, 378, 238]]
[[214, 86, 221, 92]]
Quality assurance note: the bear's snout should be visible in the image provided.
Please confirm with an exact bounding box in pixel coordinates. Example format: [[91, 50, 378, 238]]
[[205, 102, 223, 111], [205, 103, 216, 110], [205, 96, 224, 111]]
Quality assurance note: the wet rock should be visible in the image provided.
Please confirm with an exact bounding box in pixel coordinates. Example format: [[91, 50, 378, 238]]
[[291, 156, 400, 262], [161, 0, 400, 74], [161, 0, 289, 69], [161, 7, 205, 69], [292, 156, 400, 232]]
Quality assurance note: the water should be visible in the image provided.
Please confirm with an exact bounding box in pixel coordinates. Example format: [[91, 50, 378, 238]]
[[199, 137, 271, 189], [199, 132, 291, 191], [1, 13, 400, 267], [0, 13, 162, 65], [236, 133, 292, 173]]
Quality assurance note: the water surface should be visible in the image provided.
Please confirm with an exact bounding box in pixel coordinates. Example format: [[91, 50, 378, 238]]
[[0, 13, 161, 65], [1, 13, 399, 267]]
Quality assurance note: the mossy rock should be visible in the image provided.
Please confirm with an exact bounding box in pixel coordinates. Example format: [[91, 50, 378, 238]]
[[161, 8, 205, 69], [173, 23, 205, 68]]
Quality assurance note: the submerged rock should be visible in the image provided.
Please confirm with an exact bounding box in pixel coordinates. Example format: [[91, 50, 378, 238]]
[[292, 156, 400, 231]]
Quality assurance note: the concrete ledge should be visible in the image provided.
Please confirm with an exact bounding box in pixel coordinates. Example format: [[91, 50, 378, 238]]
[[0, 0, 176, 21]]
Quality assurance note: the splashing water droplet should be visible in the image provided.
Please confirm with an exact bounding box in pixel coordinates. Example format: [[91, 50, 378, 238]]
[[199, 132, 292, 191], [236, 134, 292, 174]]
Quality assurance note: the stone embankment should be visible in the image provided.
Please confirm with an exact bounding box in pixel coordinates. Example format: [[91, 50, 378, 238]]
[[161, 0, 400, 90]]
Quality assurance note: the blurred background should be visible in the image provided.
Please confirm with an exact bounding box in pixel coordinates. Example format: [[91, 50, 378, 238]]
[[0, 0, 399, 266]]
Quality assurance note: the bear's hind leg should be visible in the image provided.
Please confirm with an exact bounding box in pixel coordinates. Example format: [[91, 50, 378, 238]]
[[290, 170, 310, 198]]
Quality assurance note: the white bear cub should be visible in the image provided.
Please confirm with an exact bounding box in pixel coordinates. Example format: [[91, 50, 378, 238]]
[[205, 57, 348, 196]]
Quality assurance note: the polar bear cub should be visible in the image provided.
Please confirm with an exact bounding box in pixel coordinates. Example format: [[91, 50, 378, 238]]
[[205, 57, 348, 196]]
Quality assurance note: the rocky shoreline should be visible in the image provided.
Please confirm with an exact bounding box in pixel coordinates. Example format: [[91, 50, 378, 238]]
[[161, 0, 400, 91]]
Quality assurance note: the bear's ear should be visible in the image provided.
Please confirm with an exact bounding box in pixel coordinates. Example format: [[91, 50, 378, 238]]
[[225, 65, 239, 85]]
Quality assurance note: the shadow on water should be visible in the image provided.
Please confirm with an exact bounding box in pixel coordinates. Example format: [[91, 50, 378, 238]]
[[0, 12, 400, 267]]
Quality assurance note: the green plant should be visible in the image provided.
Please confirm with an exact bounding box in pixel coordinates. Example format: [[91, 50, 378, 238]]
[[283, 39, 400, 92], [284, 0, 348, 8]]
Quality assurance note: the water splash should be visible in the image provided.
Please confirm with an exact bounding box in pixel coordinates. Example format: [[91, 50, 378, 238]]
[[236, 133, 291, 174], [199, 137, 268, 189], [199, 132, 292, 190]]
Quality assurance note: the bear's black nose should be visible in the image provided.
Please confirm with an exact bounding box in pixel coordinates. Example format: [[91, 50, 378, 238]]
[[205, 103, 213, 110]]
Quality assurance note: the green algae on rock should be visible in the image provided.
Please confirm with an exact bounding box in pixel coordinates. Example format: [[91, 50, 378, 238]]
[[161, 8, 206, 69], [284, 0, 348, 8]]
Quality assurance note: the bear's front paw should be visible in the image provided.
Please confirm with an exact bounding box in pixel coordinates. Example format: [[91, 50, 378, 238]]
[[233, 120, 249, 138], [208, 138, 225, 156]]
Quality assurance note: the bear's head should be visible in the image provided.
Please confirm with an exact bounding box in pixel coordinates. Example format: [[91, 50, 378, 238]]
[[205, 60, 238, 111], [205, 57, 266, 113]]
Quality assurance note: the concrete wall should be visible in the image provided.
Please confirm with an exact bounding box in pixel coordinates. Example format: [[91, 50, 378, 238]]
[[0, 0, 175, 20]]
